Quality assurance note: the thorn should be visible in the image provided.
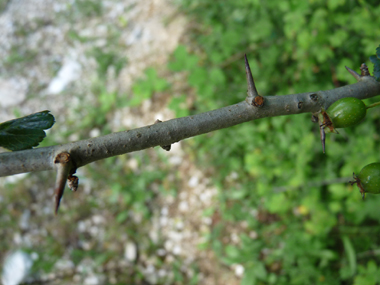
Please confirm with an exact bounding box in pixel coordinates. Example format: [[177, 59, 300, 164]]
[[244, 54, 258, 98], [319, 125, 326, 153], [244, 54, 264, 107], [154, 119, 171, 151], [360, 63, 370, 76], [54, 152, 72, 214], [161, 145, 171, 151], [345, 66, 361, 81]]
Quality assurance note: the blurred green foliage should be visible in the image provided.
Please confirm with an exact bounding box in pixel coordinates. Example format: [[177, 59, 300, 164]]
[[2, 0, 380, 284], [131, 68, 170, 106], [169, 0, 380, 284], [90, 47, 127, 78], [370, 45, 380, 81]]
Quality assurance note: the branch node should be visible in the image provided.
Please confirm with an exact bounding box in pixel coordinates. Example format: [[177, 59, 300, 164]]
[[309, 93, 319, 102], [154, 120, 171, 151], [360, 63, 370, 76], [345, 66, 361, 81], [244, 54, 264, 107]]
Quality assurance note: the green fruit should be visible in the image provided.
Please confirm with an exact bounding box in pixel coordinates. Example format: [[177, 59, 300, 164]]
[[326, 97, 366, 128], [351, 163, 380, 199]]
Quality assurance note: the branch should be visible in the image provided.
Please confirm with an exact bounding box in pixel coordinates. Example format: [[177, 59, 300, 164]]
[[1, 74, 380, 178]]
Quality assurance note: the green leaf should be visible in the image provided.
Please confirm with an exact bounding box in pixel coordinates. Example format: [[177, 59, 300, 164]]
[[369, 45, 380, 81], [342, 235, 356, 277], [225, 244, 240, 260], [168, 94, 189, 117], [354, 260, 380, 285], [241, 269, 256, 285], [0, 110, 55, 151]]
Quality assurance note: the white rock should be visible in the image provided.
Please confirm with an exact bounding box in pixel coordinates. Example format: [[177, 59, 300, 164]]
[[124, 242, 137, 262], [1, 251, 32, 285], [188, 176, 199, 188], [234, 264, 244, 277], [46, 58, 81, 95]]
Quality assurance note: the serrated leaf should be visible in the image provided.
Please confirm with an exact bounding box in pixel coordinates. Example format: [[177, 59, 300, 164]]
[[0, 110, 55, 151], [369, 54, 380, 81], [376, 45, 380, 59]]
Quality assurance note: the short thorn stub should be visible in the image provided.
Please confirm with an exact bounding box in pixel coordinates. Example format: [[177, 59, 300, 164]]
[[252, 95, 264, 107], [360, 63, 370, 76], [154, 119, 171, 151]]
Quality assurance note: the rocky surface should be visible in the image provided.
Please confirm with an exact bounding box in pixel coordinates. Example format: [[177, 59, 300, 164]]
[[0, 0, 239, 284]]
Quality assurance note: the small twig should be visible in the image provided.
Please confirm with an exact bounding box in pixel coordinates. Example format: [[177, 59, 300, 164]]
[[345, 66, 361, 81], [54, 152, 73, 214], [244, 54, 264, 107], [366, 101, 380, 109]]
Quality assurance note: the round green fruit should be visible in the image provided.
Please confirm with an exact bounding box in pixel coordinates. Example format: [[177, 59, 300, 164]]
[[351, 162, 380, 199], [326, 97, 366, 128]]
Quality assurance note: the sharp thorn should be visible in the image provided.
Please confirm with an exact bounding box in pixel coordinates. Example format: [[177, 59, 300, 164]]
[[345, 66, 361, 81], [244, 54, 259, 98]]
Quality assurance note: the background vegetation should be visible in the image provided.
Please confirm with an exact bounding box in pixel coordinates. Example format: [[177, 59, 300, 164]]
[[172, 0, 380, 284], [2, 0, 380, 284]]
